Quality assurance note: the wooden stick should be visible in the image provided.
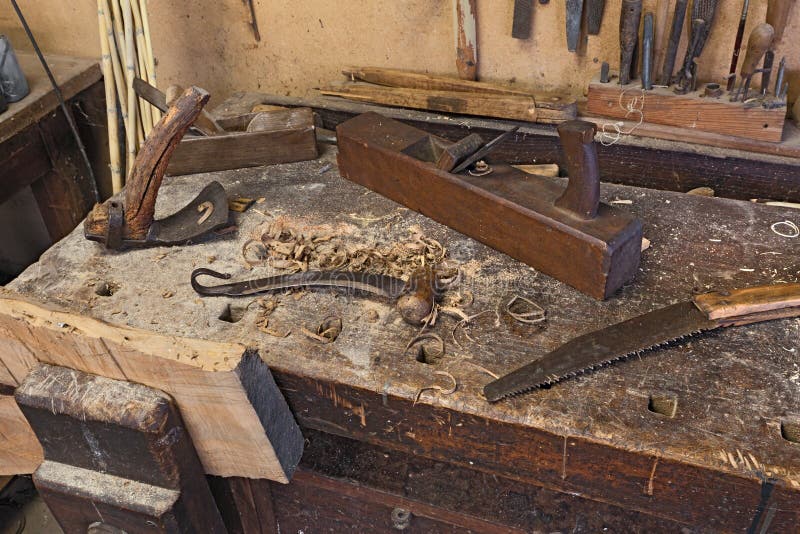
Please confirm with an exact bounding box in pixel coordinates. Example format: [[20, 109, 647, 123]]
[[130, 0, 153, 136], [139, 0, 161, 122], [109, 0, 127, 78], [102, 0, 128, 132], [453, 0, 477, 80], [98, 0, 122, 193], [122, 0, 139, 175]]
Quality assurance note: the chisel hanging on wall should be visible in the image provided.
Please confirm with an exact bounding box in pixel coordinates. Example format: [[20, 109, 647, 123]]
[[619, 0, 642, 85], [585, 0, 605, 35], [512, 0, 533, 39], [659, 0, 687, 85], [566, 0, 584, 52]]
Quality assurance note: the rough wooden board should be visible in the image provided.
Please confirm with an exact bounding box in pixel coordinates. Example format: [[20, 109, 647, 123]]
[[0, 395, 42, 476], [0, 53, 101, 145], [0, 294, 302, 481], [213, 93, 800, 203], [5, 148, 800, 529], [587, 79, 787, 143]]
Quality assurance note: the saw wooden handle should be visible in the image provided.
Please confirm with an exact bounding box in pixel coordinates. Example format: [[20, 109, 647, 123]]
[[124, 86, 209, 239], [740, 23, 775, 77], [766, 0, 794, 43], [693, 283, 800, 321]]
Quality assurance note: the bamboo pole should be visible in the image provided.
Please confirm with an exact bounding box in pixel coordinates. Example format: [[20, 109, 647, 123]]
[[97, 0, 122, 193], [108, 0, 126, 76], [101, 0, 128, 132], [121, 0, 138, 175], [139, 0, 160, 122], [130, 0, 153, 136]]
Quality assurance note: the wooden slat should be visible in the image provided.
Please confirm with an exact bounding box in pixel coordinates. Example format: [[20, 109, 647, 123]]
[[321, 83, 538, 122], [0, 395, 42, 475], [0, 292, 303, 480]]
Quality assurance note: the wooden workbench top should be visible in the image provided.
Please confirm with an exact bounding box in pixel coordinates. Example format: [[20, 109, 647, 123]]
[[7, 146, 800, 530]]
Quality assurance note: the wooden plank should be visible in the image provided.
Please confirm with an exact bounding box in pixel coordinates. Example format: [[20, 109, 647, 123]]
[[0, 53, 102, 145], [0, 292, 303, 480], [321, 83, 538, 122], [167, 108, 318, 176], [587, 78, 786, 143], [340, 66, 578, 121], [0, 395, 42, 475], [219, 93, 800, 202]]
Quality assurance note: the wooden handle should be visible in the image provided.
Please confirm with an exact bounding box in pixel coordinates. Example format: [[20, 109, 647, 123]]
[[693, 283, 800, 321], [396, 268, 437, 325], [619, 0, 643, 85], [124, 86, 209, 239], [766, 0, 794, 43], [555, 120, 600, 219], [585, 0, 606, 35], [740, 23, 775, 77]]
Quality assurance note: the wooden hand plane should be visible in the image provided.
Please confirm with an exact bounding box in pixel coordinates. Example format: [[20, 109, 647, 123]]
[[336, 113, 642, 299], [84, 86, 230, 249]]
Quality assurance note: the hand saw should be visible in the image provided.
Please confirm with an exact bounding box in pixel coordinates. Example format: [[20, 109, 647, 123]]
[[484, 282, 800, 402]]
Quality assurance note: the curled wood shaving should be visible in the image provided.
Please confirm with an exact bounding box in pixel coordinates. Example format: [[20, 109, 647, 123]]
[[301, 316, 342, 344], [505, 295, 546, 324], [414, 370, 457, 405], [242, 239, 268, 267]]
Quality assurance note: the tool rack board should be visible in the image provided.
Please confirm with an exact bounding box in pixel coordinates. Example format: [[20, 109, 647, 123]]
[[2, 147, 799, 531]]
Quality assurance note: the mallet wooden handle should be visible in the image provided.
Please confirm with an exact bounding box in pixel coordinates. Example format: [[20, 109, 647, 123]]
[[693, 283, 800, 321], [555, 120, 600, 219], [124, 86, 209, 239], [766, 0, 794, 43], [739, 23, 775, 77]]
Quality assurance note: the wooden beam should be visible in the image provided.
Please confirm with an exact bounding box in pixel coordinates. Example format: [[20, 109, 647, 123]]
[[0, 292, 303, 480]]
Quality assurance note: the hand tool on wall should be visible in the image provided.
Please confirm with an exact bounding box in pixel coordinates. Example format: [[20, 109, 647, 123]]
[[585, 0, 605, 35], [336, 113, 642, 300], [84, 87, 230, 249], [675, 0, 718, 92], [619, 0, 642, 85], [454, 0, 478, 80], [642, 12, 655, 90], [763, 0, 795, 93], [566, 0, 585, 52], [726, 0, 750, 91], [242, 0, 260, 41], [484, 282, 800, 401], [730, 23, 774, 102], [652, 0, 671, 80], [191, 267, 438, 326], [658, 0, 687, 85], [761, 50, 775, 95], [512, 0, 533, 39]]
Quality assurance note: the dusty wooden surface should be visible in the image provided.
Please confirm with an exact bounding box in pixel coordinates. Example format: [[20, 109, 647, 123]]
[[7, 144, 800, 529], [0, 53, 101, 145]]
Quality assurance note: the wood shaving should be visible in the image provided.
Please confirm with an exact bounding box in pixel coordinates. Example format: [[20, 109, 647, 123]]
[[405, 332, 445, 364], [414, 370, 457, 405], [506, 295, 546, 324], [301, 316, 342, 344]]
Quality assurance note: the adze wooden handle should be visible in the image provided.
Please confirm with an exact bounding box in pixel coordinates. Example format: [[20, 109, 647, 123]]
[[85, 86, 209, 241]]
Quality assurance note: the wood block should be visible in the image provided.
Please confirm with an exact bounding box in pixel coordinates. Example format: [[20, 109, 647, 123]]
[[17, 364, 226, 533], [336, 113, 642, 299], [167, 107, 318, 175], [586, 77, 786, 142], [0, 292, 303, 480]]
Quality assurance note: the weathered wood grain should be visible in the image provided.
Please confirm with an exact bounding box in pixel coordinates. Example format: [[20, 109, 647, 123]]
[[0, 292, 303, 481], [321, 83, 538, 122], [0, 395, 42, 475], [587, 78, 787, 143]]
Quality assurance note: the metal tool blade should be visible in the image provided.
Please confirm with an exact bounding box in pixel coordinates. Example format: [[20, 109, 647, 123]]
[[147, 181, 230, 245], [484, 301, 718, 402], [451, 126, 520, 174]]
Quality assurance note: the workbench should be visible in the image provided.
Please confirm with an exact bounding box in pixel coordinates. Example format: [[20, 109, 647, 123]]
[[1, 141, 799, 531]]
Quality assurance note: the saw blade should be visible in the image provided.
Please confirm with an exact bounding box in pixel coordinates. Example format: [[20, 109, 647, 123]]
[[484, 301, 718, 402]]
